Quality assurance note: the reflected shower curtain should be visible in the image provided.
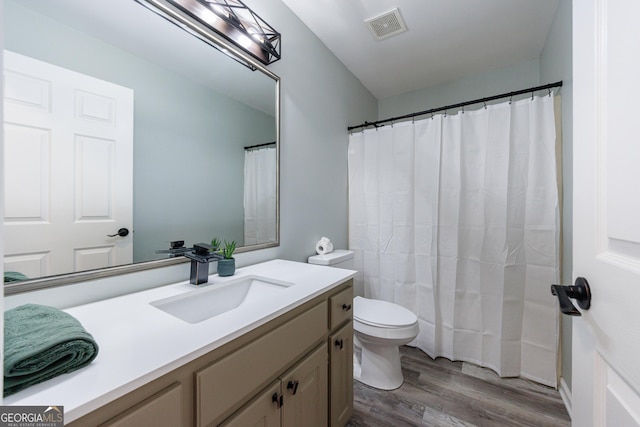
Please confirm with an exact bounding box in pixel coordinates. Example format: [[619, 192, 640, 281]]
[[348, 95, 559, 386], [243, 146, 277, 245]]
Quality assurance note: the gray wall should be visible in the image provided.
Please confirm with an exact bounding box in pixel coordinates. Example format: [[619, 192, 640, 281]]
[[4, 0, 276, 262], [540, 0, 573, 392], [378, 59, 541, 118], [258, 0, 378, 262]]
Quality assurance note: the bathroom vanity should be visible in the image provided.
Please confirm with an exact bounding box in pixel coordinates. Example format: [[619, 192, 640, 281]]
[[4, 260, 355, 426]]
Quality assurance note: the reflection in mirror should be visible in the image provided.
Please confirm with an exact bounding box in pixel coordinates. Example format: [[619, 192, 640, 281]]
[[2, 0, 279, 292]]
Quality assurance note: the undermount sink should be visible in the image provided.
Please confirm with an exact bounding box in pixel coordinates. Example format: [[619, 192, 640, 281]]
[[150, 275, 295, 324]]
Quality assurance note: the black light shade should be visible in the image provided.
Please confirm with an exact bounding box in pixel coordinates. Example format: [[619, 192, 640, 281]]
[[167, 0, 281, 66]]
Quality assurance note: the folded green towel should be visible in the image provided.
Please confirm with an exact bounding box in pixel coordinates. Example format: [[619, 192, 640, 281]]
[[4, 304, 99, 397], [4, 271, 29, 283]]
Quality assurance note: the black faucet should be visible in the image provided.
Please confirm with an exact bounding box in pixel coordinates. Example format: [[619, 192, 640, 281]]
[[183, 243, 223, 285], [155, 240, 192, 258]]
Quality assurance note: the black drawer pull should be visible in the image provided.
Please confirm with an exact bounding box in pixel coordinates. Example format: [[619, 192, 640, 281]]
[[342, 303, 352, 311], [335, 338, 344, 350], [272, 392, 283, 408], [287, 380, 299, 395]]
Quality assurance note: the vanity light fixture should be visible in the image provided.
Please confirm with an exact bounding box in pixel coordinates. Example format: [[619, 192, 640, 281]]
[[142, 0, 281, 67]]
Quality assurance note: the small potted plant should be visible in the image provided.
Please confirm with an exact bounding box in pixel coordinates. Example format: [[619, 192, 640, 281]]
[[217, 240, 236, 277], [210, 237, 221, 252]]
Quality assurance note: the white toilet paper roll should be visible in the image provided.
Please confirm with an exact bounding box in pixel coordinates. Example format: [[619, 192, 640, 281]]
[[315, 237, 334, 255]]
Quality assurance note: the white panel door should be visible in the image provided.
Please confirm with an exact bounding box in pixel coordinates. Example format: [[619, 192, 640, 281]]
[[572, 0, 640, 425], [3, 51, 133, 279]]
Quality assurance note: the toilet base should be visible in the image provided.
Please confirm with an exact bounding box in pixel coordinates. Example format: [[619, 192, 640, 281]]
[[354, 341, 404, 390]]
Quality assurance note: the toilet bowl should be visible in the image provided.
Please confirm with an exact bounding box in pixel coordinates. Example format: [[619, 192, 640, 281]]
[[307, 249, 420, 390], [353, 296, 419, 390]]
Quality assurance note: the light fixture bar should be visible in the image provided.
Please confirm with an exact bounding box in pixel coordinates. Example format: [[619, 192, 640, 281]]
[[167, 0, 281, 65]]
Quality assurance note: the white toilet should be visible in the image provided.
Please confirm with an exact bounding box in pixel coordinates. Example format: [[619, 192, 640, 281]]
[[308, 250, 419, 390]]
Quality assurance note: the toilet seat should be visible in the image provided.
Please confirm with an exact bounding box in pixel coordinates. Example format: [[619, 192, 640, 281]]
[[354, 320, 419, 342], [354, 296, 417, 328], [353, 296, 419, 341]]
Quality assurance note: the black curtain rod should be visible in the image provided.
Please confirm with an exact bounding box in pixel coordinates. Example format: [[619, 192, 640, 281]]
[[347, 81, 563, 132], [244, 141, 276, 150]]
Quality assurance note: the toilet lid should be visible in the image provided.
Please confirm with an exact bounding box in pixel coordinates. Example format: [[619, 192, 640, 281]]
[[354, 296, 417, 328]]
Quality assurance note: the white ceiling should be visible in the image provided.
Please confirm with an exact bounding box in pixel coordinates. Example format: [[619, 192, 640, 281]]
[[280, 0, 560, 99]]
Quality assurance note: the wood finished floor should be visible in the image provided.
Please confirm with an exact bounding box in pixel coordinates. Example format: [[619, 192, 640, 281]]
[[347, 346, 571, 427]]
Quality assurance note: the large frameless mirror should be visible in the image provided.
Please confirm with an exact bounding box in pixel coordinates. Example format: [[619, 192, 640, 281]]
[[3, 0, 280, 294]]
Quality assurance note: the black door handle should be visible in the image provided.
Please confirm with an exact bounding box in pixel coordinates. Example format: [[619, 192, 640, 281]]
[[107, 228, 129, 237], [550, 277, 591, 316]]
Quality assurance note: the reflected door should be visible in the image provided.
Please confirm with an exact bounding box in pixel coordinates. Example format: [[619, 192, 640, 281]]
[[3, 51, 134, 279]]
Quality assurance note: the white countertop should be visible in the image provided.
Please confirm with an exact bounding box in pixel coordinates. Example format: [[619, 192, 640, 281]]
[[4, 259, 356, 423]]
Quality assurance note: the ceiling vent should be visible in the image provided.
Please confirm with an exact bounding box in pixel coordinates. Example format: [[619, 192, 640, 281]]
[[365, 8, 407, 41]]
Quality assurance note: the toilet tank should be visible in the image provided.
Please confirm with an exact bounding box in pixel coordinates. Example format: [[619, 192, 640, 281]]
[[308, 249, 354, 270]]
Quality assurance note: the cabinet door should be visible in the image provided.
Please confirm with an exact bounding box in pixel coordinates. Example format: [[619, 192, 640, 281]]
[[100, 383, 183, 427], [219, 380, 281, 427], [329, 321, 353, 427], [281, 344, 328, 427]]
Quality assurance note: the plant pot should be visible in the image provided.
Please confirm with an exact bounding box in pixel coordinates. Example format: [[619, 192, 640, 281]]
[[217, 258, 235, 277]]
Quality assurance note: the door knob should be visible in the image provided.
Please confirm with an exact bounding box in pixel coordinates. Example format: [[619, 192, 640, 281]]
[[550, 277, 592, 316], [107, 228, 129, 237]]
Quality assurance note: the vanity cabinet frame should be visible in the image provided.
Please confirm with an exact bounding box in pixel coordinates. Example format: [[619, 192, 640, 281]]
[[67, 279, 353, 427]]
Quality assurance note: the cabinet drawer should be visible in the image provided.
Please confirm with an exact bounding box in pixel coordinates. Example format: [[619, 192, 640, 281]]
[[329, 285, 353, 329], [196, 301, 327, 426]]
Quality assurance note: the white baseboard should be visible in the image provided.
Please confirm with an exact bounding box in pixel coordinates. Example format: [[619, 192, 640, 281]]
[[559, 377, 572, 420]]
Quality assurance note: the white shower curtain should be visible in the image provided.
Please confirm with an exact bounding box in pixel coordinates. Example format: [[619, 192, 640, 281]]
[[243, 146, 277, 245], [348, 95, 559, 386]]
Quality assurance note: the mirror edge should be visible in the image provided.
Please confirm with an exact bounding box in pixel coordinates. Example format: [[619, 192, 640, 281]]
[[4, 0, 281, 296]]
